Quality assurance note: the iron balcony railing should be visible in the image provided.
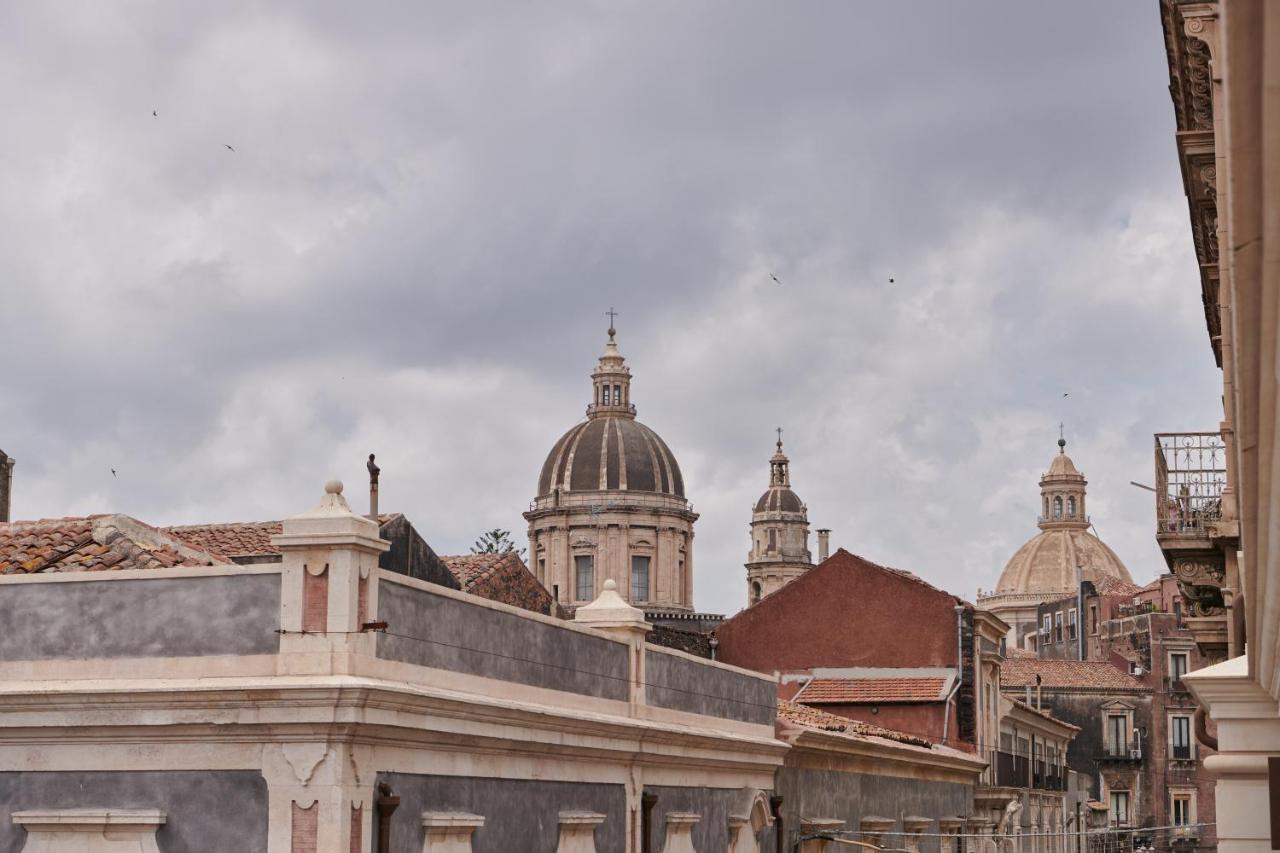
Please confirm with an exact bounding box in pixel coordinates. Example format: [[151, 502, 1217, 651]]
[[1155, 432, 1227, 536], [1171, 744, 1193, 760], [987, 751, 1066, 790], [1099, 741, 1142, 761]]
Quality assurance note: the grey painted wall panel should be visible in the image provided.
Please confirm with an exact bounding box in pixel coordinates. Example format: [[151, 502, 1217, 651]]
[[376, 773, 626, 853], [0, 770, 268, 853], [645, 786, 776, 853], [0, 574, 280, 660], [376, 581, 628, 700], [644, 649, 776, 724], [775, 767, 975, 853]]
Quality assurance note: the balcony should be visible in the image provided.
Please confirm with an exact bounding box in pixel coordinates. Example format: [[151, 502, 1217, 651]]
[[985, 751, 1066, 791], [1171, 744, 1194, 761], [1154, 432, 1234, 654]]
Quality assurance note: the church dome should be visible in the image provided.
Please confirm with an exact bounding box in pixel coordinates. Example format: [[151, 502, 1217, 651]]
[[754, 487, 803, 513], [533, 326, 686, 499], [537, 417, 685, 497], [993, 437, 1133, 596]]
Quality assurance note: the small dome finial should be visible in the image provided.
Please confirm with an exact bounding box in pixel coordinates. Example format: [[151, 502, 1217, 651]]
[[325, 479, 343, 495], [605, 306, 618, 341], [776, 426, 784, 452], [1058, 421, 1066, 454]]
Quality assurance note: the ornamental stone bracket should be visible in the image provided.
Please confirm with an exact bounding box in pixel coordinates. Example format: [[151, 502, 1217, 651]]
[[1173, 556, 1226, 617], [938, 818, 966, 853], [902, 817, 932, 853], [12, 809, 166, 853], [860, 816, 896, 849], [421, 813, 484, 853], [799, 818, 845, 853], [555, 811, 606, 853]]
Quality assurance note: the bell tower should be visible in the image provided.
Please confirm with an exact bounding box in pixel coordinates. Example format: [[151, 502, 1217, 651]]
[[745, 430, 813, 605]]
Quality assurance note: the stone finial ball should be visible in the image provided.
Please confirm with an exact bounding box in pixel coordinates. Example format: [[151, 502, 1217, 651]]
[[602, 579, 617, 592], [325, 480, 344, 495]]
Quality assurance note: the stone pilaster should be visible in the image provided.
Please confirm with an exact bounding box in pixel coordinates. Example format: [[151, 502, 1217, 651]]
[[422, 813, 484, 852], [556, 811, 606, 853]]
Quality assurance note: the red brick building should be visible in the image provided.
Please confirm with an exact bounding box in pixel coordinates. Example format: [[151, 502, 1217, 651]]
[[716, 548, 991, 750]]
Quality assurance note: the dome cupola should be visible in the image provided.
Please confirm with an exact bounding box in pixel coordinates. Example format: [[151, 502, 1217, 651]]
[[745, 430, 812, 605]]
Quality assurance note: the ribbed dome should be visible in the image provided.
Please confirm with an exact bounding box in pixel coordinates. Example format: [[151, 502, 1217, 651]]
[[754, 488, 804, 513], [995, 527, 1133, 595], [537, 416, 685, 497]]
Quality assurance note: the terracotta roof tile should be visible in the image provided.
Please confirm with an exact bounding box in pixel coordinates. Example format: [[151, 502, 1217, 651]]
[[777, 699, 934, 747], [442, 553, 513, 588], [164, 514, 395, 559], [440, 552, 555, 616], [0, 515, 229, 574], [1001, 657, 1148, 690], [796, 677, 949, 704]]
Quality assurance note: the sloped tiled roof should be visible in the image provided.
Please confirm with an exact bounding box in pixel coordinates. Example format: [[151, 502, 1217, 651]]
[[1094, 574, 1146, 597], [777, 699, 933, 747], [1001, 657, 1147, 690], [166, 520, 282, 558], [1007, 696, 1081, 731], [796, 676, 950, 704], [0, 515, 229, 574], [441, 552, 555, 616], [165, 514, 395, 559]]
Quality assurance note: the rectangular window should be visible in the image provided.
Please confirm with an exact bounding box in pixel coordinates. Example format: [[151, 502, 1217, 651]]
[[1106, 714, 1128, 755], [574, 555, 594, 601], [1171, 715, 1192, 759], [1170, 652, 1189, 682], [1054, 612, 1063, 643], [1172, 793, 1193, 827], [537, 558, 545, 583], [1042, 614, 1052, 639], [1090, 604, 1099, 635], [1067, 608, 1078, 640], [1109, 791, 1130, 826], [630, 555, 650, 603]]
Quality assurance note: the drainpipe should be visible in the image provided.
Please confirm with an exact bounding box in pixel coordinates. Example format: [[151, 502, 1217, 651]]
[[1193, 706, 1218, 750], [1076, 564, 1085, 660], [941, 604, 965, 745], [375, 782, 400, 853]]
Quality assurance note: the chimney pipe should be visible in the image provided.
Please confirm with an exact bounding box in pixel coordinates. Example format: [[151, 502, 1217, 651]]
[[1035, 673, 1043, 710], [367, 453, 380, 521], [817, 528, 831, 563], [0, 450, 12, 523]]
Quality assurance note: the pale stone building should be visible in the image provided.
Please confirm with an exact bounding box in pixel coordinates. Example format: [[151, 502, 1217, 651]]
[[745, 433, 813, 605], [525, 326, 697, 613], [978, 439, 1133, 649]]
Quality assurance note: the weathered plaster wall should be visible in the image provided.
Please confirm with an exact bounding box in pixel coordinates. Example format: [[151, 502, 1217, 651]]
[[774, 767, 973, 853], [644, 648, 776, 725], [376, 579, 629, 699], [376, 774, 626, 853], [1037, 690, 1154, 817], [0, 770, 268, 853], [0, 574, 280, 660], [645, 786, 776, 853]]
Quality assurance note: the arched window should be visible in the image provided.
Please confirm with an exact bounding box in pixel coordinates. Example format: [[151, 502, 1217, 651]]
[[751, 581, 762, 605], [1067, 496, 1077, 517], [1053, 496, 1063, 518], [1044, 496, 1050, 518]]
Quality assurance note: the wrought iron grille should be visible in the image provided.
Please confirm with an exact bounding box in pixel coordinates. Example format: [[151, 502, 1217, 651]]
[[1154, 433, 1227, 535]]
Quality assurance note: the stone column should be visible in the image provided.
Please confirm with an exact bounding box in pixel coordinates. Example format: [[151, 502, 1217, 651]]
[[422, 813, 484, 852], [966, 817, 995, 853], [661, 812, 700, 853], [903, 817, 932, 853], [861, 816, 896, 849], [727, 814, 759, 853], [556, 811, 606, 853], [800, 818, 845, 853], [574, 579, 652, 708], [938, 818, 965, 853]]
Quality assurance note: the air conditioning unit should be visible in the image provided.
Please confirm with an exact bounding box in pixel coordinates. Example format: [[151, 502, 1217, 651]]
[[1129, 749, 1143, 760], [1129, 662, 1145, 676]]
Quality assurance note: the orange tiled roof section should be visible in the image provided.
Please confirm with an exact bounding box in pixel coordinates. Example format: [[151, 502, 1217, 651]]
[[165, 514, 395, 558], [441, 552, 555, 616], [796, 677, 949, 704], [1008, 696, 1081, 731], [0, 515, 229, 574], [442, 553, 514, 589], [777, 699, 933, 748], [1001, 657, 1147, 690]]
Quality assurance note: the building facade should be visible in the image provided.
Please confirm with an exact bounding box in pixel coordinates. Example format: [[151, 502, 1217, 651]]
[[524, 327, 698, 614], [745, 434, 812, 605], [978, 439, 1134, 649]]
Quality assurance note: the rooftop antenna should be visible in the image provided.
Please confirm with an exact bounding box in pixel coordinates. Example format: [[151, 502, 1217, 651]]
[[367, 453, 380, 521]]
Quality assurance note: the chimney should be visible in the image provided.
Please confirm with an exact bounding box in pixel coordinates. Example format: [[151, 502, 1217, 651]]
[[366, 453, 380, 521], [816, 528, 831, 563], [1035, 673, 1043, 710], [0, 450, 12, 523]]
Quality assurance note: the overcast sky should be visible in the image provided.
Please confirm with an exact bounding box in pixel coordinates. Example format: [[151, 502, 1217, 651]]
[[1, 2, 1221, 615]]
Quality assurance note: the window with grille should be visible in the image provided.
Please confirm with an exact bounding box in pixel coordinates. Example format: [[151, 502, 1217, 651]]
[[630, 555, 650, 603], [1106, 714, 1128, 755], [1067, 608, 1078, 640], [1109, 791, 1130, 826], [1171, 715, 1192, 759], [1172, 793, 1193, 827], [575, 555, 594, 601]]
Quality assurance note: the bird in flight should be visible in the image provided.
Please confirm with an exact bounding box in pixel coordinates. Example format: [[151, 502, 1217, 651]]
[[152, 110, 157, 117], [225, 144, 235, 152], [889, 277, 895, 284], [771, 274, 781, 285], [1063, 393, 1069, 397], [110, 468, 117, 477]]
